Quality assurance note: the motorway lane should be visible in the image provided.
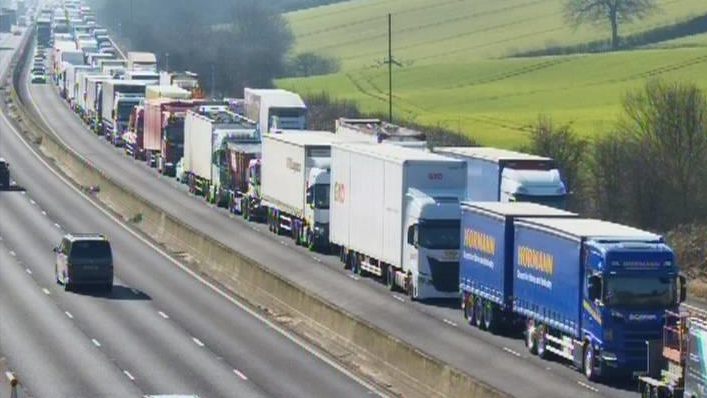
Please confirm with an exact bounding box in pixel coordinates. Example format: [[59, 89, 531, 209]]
[[0, 242, 141, 398], [18, 39, 638, 398], [1, 34, 379, 398]]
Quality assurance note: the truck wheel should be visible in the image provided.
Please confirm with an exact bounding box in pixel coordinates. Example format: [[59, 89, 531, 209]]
[[474, 298, 485, 329], [483, 301, 496, 332], [386, 266, 396, 291], [307, 231, 315, 252], [526, 319, 538, 354], [65, 282, 73, 292], [583, 344, 599, 381], [55, 264, 61, 285], [463, 295, 475, 325], [536, 325, 549, 359]]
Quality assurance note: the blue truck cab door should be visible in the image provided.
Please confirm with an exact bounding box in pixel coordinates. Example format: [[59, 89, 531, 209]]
[[581, 246, 604, 353]]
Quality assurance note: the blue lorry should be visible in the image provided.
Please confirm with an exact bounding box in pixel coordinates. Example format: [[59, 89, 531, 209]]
[[460, 204, 686, 381]]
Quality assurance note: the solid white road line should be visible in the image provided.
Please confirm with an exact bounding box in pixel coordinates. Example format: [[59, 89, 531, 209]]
[[42, 288, 50, 295]]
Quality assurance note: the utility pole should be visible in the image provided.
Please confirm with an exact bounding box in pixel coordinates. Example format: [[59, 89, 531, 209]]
[[388, 13, 393, 123], [165, 52, 170, 72], [382, 14, 401, 123]]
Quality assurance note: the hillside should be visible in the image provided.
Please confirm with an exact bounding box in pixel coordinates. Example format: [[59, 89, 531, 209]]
[[278, 47, 707, 147], [280, 0, 707, 147], [286, 0, 707, 69]]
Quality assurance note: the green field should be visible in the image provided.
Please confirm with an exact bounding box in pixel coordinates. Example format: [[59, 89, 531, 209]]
[[280, 0, 707, 148]]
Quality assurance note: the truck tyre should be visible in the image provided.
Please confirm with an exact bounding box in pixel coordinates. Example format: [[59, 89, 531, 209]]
[[483, 301, 496, 332], [386, 266, 396, 291], [526, 319, 538, 354], [583, 344, 599, 381], [463, 295, 475, 325], [474, 298, 485, 329], [536, 325, 549, 359], [65, 282, 73, 292], [307, 231, 315, 251]]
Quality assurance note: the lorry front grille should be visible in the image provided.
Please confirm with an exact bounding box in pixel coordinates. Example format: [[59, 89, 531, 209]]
[[622, 329, 662, 360], [427, 257, 460, 292]]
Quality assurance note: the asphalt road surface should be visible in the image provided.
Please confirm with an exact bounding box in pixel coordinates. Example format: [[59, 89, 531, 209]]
[[0, 29, 380, 398]]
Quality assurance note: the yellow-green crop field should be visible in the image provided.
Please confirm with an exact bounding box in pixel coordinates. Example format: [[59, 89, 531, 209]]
[[279, 0, 707, 147]]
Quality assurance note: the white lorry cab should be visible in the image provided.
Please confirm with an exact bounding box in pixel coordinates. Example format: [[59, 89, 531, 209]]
[[434, 147, 567, 208]]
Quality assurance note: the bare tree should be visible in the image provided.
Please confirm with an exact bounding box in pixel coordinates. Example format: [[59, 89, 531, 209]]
[[620, 79, 707, 227], [521, 116, 588, 211], [563, 0, 658, 50]]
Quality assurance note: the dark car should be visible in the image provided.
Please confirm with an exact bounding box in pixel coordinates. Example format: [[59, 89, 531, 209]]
[[0, 158, 9, 188], [55, 233, 114, 291]]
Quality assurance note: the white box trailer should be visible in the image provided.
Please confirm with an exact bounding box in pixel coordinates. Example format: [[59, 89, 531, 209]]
[[244, 88, 306, 134], [78, 73, 108, 117], [183, 107, 255, 183], [65, 65, 97, 103], [261, 131, 350, 249], [330, 143, 467, 299]]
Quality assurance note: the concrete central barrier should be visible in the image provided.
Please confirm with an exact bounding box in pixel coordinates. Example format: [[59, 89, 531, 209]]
[[5, 30, 510, 398]]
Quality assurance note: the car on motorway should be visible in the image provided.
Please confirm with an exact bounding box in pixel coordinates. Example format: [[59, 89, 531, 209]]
[[30, 72, 47, 84], [0, 158, 10, 188], [54, 233, 114, 292], [31, 65, 46, 74]]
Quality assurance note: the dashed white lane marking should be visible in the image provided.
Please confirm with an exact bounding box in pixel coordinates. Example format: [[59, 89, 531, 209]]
[[64, 311, 73, 319], [54, 223, 61, 229], [9, 251, 15, 256], [42, 211, 47, 215], [158, 311, 169, 319], [92, 339, 101, 347], [42, 288, 50, 295], [348, 274, 360, 281], [233, 369, 248, 381], [26, 268, 32, 275], [577, 381, 599, 393], [442, 319, 457, 327], [29, 199, 35, 204], [192, 337, 205, 347], [502, 347, 522, 358], [392, 295, 405, 303], [123, 370, 135, 381]]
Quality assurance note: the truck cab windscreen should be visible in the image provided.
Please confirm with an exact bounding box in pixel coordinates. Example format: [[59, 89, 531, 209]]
[[514, 193, 567, 209], [313, 184, 329, 209], [270, 107, 306, 119], [117, 103, 136, 121], [604, 276, 677, 308], [418, 220, 460, 250], [70, 241, 112, 262]]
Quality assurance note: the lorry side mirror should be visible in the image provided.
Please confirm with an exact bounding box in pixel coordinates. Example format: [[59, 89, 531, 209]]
[[407, 225, 417, 247], [52, 246, 58, 253], [679, 275, 687, 304], [306, 187, 313, 205], [587, 275, 602, 302]]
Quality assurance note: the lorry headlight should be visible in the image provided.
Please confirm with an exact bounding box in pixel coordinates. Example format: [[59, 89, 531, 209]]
[[601, 351, 617, 361]]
